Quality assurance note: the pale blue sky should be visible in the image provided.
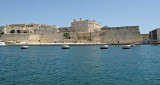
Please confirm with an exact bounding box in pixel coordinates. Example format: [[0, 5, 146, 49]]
[[0, 0, 160, 34]]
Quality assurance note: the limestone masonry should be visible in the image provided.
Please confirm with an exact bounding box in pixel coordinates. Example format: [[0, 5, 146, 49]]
[[0, 18, 144, 44], [71, 18, 101, 32]]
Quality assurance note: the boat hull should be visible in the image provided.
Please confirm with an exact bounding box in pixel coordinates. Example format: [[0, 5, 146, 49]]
[[62, 45, 69, 49], [100, 45, 108, 49], [122, 45, 131, 49], [21, 46, 28, 49]]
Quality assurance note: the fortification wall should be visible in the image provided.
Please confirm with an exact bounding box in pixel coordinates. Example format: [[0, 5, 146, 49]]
[[28, 35, 40, 43], [0, 33, 64, 43], [0, 26, 143, 44], [39, 33, 64, 43], [101, 27, 143, 43], [67, 32, 101, 43], [0, 34, 29, 43], [141, 34, 149, 41]]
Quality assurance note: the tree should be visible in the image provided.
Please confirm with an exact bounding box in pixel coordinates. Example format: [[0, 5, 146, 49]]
[[63, 32, 70, 39], [10, 30, 15, 33]]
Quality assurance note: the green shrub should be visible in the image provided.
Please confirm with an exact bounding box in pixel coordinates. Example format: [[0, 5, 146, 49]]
[[10, 30, 15, 33], [63, 32, 70, 39]]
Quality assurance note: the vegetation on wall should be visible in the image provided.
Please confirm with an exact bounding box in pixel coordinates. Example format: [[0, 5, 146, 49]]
[[10, 30, 15, 33], [63, 32, 70, 39], [17, 30, 21, 33]]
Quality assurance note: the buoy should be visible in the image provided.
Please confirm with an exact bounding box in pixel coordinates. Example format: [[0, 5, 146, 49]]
[[21, 46, 28, 49], [122, 45, 131, 49], [100, 45, 108, 49], [62, 45, 69, 49]]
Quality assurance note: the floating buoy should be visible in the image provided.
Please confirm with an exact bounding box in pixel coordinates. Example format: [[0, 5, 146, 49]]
[[62, 45, 69, 49], [122, 45, 131, 49], [21, 46, 28, 49], [100, 45, 108, 49]]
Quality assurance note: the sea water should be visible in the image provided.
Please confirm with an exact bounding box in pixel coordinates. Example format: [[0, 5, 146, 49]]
[[0, 45, 160, 85]]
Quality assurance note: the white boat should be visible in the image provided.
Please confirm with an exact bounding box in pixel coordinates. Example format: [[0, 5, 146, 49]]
[[122, 45, 131, 49], [21, 46, 28, 49], [0, 40, 6, 46], [62, 45, 69, 49], [100, 45, 108, 49]]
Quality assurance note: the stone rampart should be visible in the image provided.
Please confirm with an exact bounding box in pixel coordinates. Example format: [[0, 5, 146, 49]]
[[0, 26, 143, 44], [0, 34, 29, 43], [101, 26, 142, 43], [0, 33, 64, 43]]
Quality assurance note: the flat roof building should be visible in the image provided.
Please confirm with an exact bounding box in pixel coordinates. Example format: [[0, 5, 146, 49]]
[[149, 28, 160, 43], [71, 18, 101, 32]]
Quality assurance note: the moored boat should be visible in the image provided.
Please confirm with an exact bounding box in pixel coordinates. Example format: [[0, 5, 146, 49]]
[[62, 45, 69, 49], [122, 45, 131, 49], [100, 45, 108, 49], [21, 46, 28, 49]]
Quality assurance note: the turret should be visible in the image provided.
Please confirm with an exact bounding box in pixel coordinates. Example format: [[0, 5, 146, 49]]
[[80, 18, 82, 21], [74, 19, 77, 22]]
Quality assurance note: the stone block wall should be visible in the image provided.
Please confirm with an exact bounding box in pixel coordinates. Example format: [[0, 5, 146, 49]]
[[0, 34, 29, 43], [0, 26, 143, 44], [101, 26, 143, 43]]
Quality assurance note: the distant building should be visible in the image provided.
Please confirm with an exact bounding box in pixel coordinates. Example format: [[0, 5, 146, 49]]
[[71, 18, 101, 32], [1, 23, 59, 34], [149, 28, 160, 43]]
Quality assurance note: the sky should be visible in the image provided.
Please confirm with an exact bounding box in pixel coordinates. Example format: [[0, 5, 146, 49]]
[[0, 0, 160, 34]]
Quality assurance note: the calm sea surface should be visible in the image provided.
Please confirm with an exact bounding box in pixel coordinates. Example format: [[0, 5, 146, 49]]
[[0, 45, 160, 85]]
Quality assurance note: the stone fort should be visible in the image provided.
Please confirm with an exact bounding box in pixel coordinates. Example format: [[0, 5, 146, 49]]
[[0, 18, 143, 44]]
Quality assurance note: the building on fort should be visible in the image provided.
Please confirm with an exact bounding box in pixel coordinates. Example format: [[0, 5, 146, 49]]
[[0, 23, 59, 34], [71, 18, 101, 32]]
